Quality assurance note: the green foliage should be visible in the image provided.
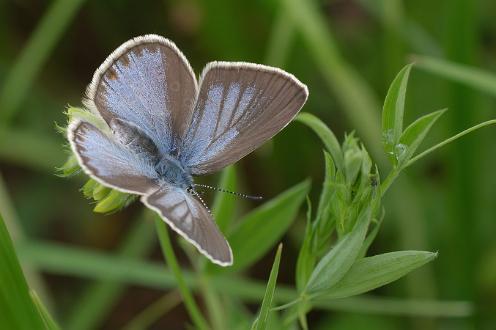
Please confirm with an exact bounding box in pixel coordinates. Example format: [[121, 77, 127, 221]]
[[0, 214, 57, 329], [306, 201, 375, 294], [4, 4, 496, 326], [209, 180, 310, 273], [382, 63, 413, 161], [320, 251, 438, 300], [252, 244, 283, 330]]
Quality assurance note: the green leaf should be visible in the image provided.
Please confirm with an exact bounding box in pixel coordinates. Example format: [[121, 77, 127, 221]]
[[0, 214, 48, 329], [93, 190, 136, 214], [252, 244, 283, 330], [319, 251, 437, 299], [382, 64, 413, 159], [414, 55, 496, 97], [358, 215, 383, 259], [212, 165, 238, 233], [56, 154, 80, 177], [92, 184, 111, 201], [397, 109, 447, 166], [66, 107, 108, 132], [296, 112, 344, 172], [296, 206, 315, 291], [312, 152, 336, 252], [210, 180, 310, 273], [31, 291, 60, 330], [305, 202, 373, 293]]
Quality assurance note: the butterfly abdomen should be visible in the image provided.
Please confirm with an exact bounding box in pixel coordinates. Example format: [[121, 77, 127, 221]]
[[110, 118, 159, 160]]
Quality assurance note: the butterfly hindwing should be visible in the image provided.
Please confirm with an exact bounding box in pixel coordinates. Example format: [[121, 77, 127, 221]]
[[142, 186, 233, 266], [68, 120, 159, 195], [85, 35, 198, 154], [180, 62, 308, 175]]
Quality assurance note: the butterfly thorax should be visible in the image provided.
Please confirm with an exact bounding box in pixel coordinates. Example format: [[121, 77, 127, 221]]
[[110, 117, 193, 189], [155, 154, 193, 189]]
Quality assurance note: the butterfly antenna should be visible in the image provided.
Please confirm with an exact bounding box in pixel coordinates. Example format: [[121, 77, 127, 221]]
[[194, 184, 263, 200], [188, 188, 212, 214]]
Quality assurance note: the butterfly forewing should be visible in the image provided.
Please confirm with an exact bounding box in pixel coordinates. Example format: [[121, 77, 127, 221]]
[[68, 120, 160, 194], [142, 186, 233, 266], [86, 35, 198, 154], [180, 62, 308, 175]]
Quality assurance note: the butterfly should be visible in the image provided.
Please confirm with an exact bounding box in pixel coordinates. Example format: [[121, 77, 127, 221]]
[[68, 35, 308, 266]]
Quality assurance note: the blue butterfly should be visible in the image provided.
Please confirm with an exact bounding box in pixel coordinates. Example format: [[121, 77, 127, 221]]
[[68, 35, 308, 266]]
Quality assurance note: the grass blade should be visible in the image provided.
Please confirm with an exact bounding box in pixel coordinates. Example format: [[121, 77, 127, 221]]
[[210, 180, 310, 273], [405, 119, 496, 168], [65, 211, 156, 330], [397, 109, 447, 166], [31, 291, 60, 330], [252, 244, 283, 330], [319, 251, 437, 299], [0, 213, 49, 329], [0, 0, 86, 123], [382, 64, 413, 160], [18, 240, 472, 317], [413, 55, 496, 97], [212, 166, 238, 232], [155, 219, 210, 330], [282, 0, 383, 159], [296, 113, 343, 171]]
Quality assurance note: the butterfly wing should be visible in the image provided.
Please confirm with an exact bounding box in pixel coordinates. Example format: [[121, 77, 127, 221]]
[[68, 120, 159, 195], [180, 62, 308, 175], [85, 35, 198, 154], [142, 186, 233, 266]]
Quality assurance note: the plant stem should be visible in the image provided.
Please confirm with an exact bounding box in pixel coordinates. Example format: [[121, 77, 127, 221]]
[[0, 0, 86, 123], [123, 290, 182, 330], [154, 219, 210, 330], [404, 119, 496, 168], [380, 168, 400, 196], [380, 119, 496, 195]]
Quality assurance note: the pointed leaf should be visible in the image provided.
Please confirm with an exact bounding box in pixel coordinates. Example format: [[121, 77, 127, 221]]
[[31, 291, 60, 330], [318, 251, 437, 299], [296, 207, 315, 291], [382, 64, 413, 158], [296, 112, 344, 172], [306, 202, 373, 293], [252, 244, 283, 330], [397, 109, 447, 166], [209, 180, 310, 273], [0, 214, 48, 330], [212, 166, 238, 233]]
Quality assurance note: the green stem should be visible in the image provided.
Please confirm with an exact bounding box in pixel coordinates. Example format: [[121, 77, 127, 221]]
[[380, 168, 400, 196], [123, 290, 182, 330], [404, 119, 496, 168], [154, 219, 210, 330], [0, 0, 86, 123], [198, 274, 226, 330], [380, 119, 496, 195]]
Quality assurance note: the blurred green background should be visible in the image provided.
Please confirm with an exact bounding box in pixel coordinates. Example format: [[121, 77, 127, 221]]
[[1, 0, 496, 329]]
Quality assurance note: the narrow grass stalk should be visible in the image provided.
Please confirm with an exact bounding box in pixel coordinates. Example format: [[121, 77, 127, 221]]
[[281, 0, 383, 160], [154, 219, 210, 330], [19, 240, 474, 318], [0, 0, 86, 122], [198, 274, 226, 330], [65, 212, 156, 330], [405, 119, 496, 168], [0, 172, 53, 310], [380, 119, 496, 195], [123, 290, 182, 330]]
